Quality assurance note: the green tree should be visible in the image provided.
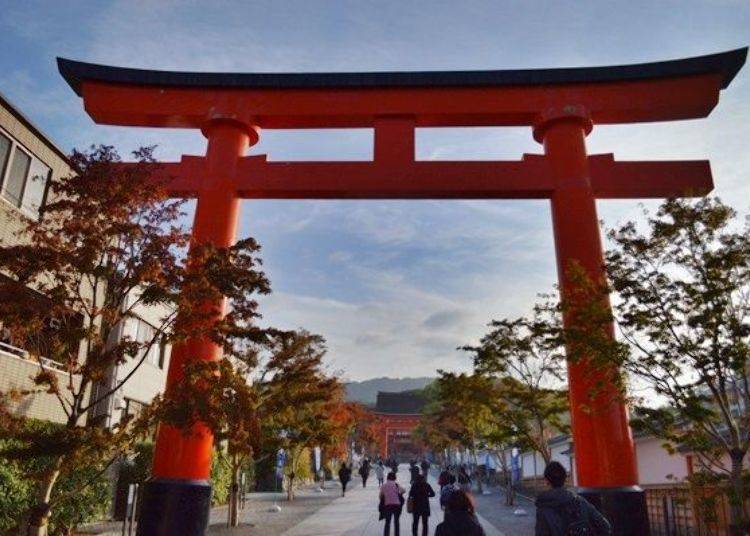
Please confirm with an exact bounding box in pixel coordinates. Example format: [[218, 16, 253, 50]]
[[156, 330, 344, 507], [573, 197, 750, 535], [462, 305, 569, 465], [258, 331, 343, 501]]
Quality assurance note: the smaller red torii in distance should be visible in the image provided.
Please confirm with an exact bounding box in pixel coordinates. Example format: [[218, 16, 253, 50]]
[[58, 48, 746, 536]]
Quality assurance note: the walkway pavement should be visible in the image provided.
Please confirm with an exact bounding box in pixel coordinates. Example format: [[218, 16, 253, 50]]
[[83, 466, 536, 535], [473, 488, 535, 536], [282, 465, 505, 536]]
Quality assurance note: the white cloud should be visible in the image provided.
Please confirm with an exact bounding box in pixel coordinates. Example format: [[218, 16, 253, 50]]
[[2, 0, 748, 382]]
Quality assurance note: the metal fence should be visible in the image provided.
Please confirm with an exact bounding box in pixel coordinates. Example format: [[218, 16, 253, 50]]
[[644, 485, 735, 536]]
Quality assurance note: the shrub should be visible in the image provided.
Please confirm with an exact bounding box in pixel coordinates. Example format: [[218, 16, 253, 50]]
[[0, 461, 31, 532], [0, 420, 111, 534], [48, 464, 111, 535], [211, 450, 232, 506]]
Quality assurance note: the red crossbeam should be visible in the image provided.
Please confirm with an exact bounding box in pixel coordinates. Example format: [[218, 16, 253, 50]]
[[148, 153, 712, 200]]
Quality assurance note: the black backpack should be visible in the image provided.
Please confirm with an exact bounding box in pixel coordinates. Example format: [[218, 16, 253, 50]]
[[565, 496, 593, 536]]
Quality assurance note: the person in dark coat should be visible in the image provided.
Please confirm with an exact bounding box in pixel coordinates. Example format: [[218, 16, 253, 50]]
[[338, 463, 352, 497], [409, 462, 421, 484], [420, 459, 430, 477], [535, 461, 612, 536], [457, 465, 472, 492], [408, 474, 435, 536], [434, 489, 485, 536], [359, 459, 371, 488], [437, 466, 451, 488]]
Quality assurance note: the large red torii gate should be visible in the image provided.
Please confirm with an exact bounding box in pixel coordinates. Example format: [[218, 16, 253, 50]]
[[59, 48, 746, 535]]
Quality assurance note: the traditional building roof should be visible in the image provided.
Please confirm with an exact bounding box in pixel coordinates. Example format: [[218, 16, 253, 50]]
[[375, 391, 426, 415], [58, 48, 746, 95]]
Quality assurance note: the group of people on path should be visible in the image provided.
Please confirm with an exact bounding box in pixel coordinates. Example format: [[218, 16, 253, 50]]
[[376, 459, 485, 536], [336, 457, 612, 536], [337, 457, 388, 496]]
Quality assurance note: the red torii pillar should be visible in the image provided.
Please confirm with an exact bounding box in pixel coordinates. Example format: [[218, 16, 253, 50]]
[[142, 120, 256, 534], [535, 108, 641, 512], [56, 47, 747, 536]]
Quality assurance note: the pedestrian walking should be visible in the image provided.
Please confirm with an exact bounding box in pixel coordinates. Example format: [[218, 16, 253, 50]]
[[375, 461, 386, 487], [535, 461, 612, 536], [408, 473, 435, 536], [420, 459, 430, 477], [458, 466, 472, 493], [379, 471, 405, 536], [389, 458, 399, 474], [338, 463, 352, 497], [435, 489, 485, 536], [409, 462, 420, 484], [437, 466, 451, 489], [439, 474, 457, 513], [359, 458, 371, 488]]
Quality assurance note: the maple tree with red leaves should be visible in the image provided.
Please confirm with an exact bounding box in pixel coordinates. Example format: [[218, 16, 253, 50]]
[[0, 145, 270, 535]]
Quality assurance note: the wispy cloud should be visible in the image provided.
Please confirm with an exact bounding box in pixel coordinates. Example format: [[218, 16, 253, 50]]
[[1, 0, 748, 380]]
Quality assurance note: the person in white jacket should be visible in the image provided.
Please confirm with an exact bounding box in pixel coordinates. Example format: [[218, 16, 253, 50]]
[[375, 461, 386, 487]]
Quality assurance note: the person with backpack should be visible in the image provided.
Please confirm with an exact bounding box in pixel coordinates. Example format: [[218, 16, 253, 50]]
[[535, 461, 612, 536], [439, 474, 457, 514], [435, 489, 485, 536], [338, 463, 352, 497]]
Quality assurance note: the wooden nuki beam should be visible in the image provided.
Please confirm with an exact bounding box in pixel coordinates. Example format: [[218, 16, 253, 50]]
[[143, 153, 712, 200]]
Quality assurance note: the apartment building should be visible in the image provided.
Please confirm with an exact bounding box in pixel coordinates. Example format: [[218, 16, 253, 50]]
[[0, 90, 75, 423], [0, 91, 171, 428], [90, 294, 172, 429]]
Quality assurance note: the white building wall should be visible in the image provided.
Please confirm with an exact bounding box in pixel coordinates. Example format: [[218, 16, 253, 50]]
[[636, 436, 690, 485], [0, 346, 78, 423], [521, 451, 544, 478], [92, 299, 173, 428], [508, 434, 749, 489]]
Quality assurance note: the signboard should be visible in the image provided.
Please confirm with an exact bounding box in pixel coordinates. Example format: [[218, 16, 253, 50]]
[[313, 446, 321, 473]]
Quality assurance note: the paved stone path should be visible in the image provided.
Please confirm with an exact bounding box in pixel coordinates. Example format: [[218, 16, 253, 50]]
[[282, 465, 505, 536], [83, 466, 535, 535], [473, 488, 535, 536]]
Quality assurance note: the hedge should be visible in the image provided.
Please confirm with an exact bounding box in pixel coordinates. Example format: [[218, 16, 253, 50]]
[[0, 422, 111, 535]]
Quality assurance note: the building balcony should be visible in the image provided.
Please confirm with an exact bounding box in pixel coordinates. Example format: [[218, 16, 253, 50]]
[[0, 340, 79, 423]]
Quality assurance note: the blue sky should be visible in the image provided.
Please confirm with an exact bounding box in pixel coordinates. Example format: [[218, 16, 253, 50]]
[[1, 1, 749, 380]]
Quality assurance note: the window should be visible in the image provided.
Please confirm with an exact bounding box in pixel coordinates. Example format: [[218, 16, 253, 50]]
[[22, 158, 50, 214], [0, 133, 10, 178], [4, 147, 30, 207], [132, 317, 162, 368], [158, 336, 169, 369], [0, 129, 52, 218]]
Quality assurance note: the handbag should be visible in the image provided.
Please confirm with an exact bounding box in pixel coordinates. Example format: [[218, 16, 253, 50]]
[[406, 496, 414, 514]]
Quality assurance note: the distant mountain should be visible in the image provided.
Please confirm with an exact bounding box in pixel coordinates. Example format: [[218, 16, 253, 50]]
[[345, 377, 434, 405]]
